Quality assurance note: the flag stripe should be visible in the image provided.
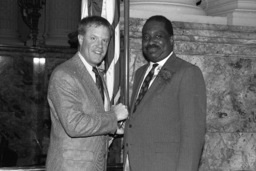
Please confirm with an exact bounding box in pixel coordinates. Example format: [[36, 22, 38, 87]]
[[81, 0, 89, 18], [105, 0, 120, 103], [81, 0, 103, 18], [81, 0, 121, 104], [90, 0, 103, 16]]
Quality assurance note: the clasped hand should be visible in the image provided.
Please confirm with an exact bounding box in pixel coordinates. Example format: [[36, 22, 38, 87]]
[[112, 103, 129, 134]]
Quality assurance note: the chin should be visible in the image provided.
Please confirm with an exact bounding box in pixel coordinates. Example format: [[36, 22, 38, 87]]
[[147, 56, 158, 62]]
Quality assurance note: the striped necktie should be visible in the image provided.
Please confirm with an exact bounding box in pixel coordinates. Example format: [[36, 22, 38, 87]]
[[92, 67, 104, 102], [133, 63, 158, 112]]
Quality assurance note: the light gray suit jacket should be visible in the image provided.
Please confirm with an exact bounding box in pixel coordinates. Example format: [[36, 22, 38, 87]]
[[46, 53, 117, 171], [124, 53, 206, 171]]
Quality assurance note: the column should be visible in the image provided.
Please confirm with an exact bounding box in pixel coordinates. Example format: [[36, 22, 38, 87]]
[[200, 0, 256, 26], [46, 0, 80, 46], [0, 0, 20, 45], [128, 0, 206, 19]]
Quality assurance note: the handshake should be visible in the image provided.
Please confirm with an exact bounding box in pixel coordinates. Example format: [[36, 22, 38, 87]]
[[112, 103, 129, 135]]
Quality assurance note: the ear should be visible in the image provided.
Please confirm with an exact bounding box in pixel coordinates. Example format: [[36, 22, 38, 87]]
[[78, 34, 83, 46]]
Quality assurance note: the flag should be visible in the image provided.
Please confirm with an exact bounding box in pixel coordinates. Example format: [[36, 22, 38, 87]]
[[81, 0, 121, 104]]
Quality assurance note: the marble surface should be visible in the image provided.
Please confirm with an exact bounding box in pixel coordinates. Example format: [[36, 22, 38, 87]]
[[0, 46, 72, 166]]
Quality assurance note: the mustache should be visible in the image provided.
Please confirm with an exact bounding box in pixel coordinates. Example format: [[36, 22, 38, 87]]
[[145, 44, 159, 50]]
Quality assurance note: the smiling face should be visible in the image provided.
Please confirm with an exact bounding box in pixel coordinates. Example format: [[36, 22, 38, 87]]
[[142, 20, 174, 63], [78, 25, 110, 67]]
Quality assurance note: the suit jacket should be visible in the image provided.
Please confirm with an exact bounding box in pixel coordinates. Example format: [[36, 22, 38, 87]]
[[124, 53, 206, 171], [46, 53, 117, 171]]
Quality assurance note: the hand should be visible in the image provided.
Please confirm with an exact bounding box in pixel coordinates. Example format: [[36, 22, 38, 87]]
[[112, 103, 128, 121], [116, 126, 125, 135]]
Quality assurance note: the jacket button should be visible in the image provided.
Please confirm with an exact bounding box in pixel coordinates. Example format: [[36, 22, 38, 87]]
[[129, 124, 132, 128], [126, 143, 128, 147]]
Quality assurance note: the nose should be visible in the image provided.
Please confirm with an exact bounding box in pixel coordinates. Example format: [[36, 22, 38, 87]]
[[97, 40, 103, 47], [148, 36, 157, 45]]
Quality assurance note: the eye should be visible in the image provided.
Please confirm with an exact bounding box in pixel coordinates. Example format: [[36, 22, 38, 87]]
[[103, 39, 109, 44], [142, 34, 150, 41], [155, 34, 163, 39], [90, 36, 96, 41]]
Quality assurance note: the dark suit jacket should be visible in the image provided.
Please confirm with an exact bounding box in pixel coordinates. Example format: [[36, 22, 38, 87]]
[[124, 53, 206, 171], [46, 53, 117, 171]]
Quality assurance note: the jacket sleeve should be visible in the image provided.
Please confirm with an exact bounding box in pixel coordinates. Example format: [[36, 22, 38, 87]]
[[177, 66, 206, 171]]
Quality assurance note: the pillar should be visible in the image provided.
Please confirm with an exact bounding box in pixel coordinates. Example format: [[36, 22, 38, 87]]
[[200, 0, 256, 26], [127, 0, 206, 19]]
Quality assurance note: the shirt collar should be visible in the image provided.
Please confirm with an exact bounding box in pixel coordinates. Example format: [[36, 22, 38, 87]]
[[78, 52, 93, 72], [150, 51, 173, 67], [78, 52, 96, 81]]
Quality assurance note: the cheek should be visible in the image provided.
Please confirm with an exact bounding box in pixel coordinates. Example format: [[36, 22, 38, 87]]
[[158, 40, 165, 46], [103, 44, 109, 51], [142, 41, 147, 46], [142, 43, 148, 51], [82, 42, 90, 51], [85, 47, 91, 55]]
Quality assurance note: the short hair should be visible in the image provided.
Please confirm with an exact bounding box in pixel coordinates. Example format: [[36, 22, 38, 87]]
[[78, 16, 113, 37], [143, 15, 174, 36]]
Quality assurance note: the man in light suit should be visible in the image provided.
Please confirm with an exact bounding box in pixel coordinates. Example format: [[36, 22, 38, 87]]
[[46, 16, 128, 171], [124, 15, 206, 171]]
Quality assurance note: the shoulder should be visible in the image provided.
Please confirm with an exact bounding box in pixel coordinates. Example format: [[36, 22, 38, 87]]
[[135, 63, 148, 74], [175, 56, 202, 74], [49, 56, 81, 82]]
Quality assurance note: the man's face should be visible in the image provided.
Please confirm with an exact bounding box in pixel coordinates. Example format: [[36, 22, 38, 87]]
[[142, 21, 173, 63], [78, 25, 110, 66]]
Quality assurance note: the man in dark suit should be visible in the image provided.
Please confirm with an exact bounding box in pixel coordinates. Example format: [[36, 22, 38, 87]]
[[124, 15, 206, 171], [46, 16, 128, 171]]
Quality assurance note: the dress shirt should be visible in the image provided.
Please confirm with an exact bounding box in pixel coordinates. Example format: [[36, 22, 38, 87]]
[[136, 51, 173, 98]]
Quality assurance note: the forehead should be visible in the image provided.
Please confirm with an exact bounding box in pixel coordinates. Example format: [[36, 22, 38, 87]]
[[142, 21, 167, 34], [85, 25, 110, 37]]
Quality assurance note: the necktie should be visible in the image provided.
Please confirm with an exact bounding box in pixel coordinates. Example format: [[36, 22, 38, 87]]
[[133, 63, 158, 112], [92, 67, 104, 102]]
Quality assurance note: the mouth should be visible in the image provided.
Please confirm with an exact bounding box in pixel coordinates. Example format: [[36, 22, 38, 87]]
[[94, 50, 103, 56], [146, 45, 159, 53]]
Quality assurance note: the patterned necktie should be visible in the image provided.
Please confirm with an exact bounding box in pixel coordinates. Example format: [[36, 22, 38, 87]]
[[133, 63, 158, 112], [92, 67, 104, 102]]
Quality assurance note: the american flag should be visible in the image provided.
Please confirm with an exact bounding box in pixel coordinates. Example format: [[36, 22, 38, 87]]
[[81, 0, 121, 104]]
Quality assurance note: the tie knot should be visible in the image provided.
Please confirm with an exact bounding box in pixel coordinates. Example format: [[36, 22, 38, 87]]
[[150, 63, 158, 73], [152, 63, 158, 68], [92, 67, 99, 75], [152, 63, 158, 69]]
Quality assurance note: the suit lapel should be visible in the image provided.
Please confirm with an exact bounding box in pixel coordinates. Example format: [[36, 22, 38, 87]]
[[130, 64, 149, 113], [159, 53, 181, 75], [72, 54, 105, 108], [131, 53, 181, 115]]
